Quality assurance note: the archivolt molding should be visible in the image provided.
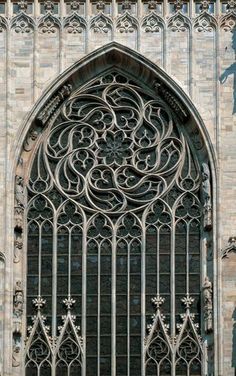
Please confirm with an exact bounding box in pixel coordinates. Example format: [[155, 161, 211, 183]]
[[38, 12, 61, 33], [63, 12, 87, 33], [116, 11, 139, 33], [141, 12, 165, 32], [90, 12, 113, 33], [193, 11, 217, 32], [11, 12, 35, 33], [220, 10, 236, 31], [168, 11, 191, 32]]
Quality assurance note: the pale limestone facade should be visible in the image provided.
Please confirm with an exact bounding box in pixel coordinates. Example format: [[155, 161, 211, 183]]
[[0, 0, 236, 374]]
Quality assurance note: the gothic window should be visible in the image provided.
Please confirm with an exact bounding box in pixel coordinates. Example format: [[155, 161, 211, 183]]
[[24, 70, 211, 375]]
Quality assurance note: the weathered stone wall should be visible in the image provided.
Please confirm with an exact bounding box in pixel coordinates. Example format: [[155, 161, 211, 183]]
[[0, 0, 236, 374]]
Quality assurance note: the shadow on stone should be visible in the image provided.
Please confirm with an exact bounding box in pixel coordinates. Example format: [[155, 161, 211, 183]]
[[232, 307, 236, 371], [219, 27, 236, 115]]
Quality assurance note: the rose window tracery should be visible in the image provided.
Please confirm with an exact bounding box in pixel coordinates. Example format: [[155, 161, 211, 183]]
[[24, 70, 210, 375]]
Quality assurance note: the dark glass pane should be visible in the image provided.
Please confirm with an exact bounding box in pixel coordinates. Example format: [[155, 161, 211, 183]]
[[86, 336, 97, 356], [116, 336, 127, 354], [160, 254, 170, 273], [116, 356, 127, 374], [100, 335, 111, 355], [117, 295, 127, 314], [100, 316, 111, 334], [100, 357, 111, 375]]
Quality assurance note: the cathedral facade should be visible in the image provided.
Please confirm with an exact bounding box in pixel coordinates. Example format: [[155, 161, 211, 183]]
[[0, 0, 235, 374]]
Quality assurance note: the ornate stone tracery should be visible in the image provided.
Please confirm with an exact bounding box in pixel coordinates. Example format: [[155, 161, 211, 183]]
[[20, 62, 212, 375]]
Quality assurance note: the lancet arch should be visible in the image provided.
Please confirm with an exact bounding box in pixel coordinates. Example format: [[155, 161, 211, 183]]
[[10, 43, 217, 376]]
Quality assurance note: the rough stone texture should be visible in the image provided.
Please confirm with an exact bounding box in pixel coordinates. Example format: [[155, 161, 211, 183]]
[[0, 1, 236, 375]]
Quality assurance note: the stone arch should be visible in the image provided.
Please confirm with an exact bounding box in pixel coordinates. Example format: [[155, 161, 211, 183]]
[[7, 42, 218, 375]]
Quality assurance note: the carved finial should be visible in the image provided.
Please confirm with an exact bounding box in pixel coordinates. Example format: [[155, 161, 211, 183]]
[[181, 294, 194, 309], [70, 0, 80, 11], [33, 296, 46, 310], [151, 294, 165, 309], [200, 0, 210, 11], [17, 0, 28, 11], [63, 296, 76, 311], [174, 0, 183, 11], [148, 0, 157, 10], [97, 0, 105, 10], [44, 0, 54, 12], [122, 0, 131, 10]]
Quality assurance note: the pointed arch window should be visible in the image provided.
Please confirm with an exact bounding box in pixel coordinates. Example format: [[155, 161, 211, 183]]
[[24, 69, 212, 376]]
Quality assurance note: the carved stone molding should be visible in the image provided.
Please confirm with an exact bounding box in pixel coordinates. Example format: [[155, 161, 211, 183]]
[[168, 12, 191, 32], [90, 13, 113, 33], [116, 12, 138, 33], [220, 11, 236, 31], [221, 237, 236, 258], [154, 81, 189, 122], [194, 12, 217, 32], [38, 13, 61, 33], [36, 83, 72, 127], [141, 12, 164, 32], [11, 13, 35, 33], [64, 13, 86, 33]]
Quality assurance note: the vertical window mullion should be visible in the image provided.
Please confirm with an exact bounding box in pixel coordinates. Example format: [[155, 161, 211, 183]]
[[82, 224, 87, 376], [127, 241, 130, 376], [141, 224, 146, 376], [38, 224, 42, 297], [112, 229, 116, 376], [97, 242, 101, 376], [186, 222, 190, 295]]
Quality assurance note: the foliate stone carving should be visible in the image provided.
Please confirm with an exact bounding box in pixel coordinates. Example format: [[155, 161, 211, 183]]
[[122, 0, 131, 11], [38, 13, 61, 34], [220, 11, 236, 31], [194, 12, 217, 32], [17, 0, 28, 12], [36, 83, 72, 127], [90, 13, 113, 33], [222, 236, 236, 258], [70, 0, 80, 11], [154, 81, 189, 122], [43, 0, 54, 13], [142, 12, 164, 32], [11, 13, 35, 33], [116, 12, 138, 33], [199, 0, 210, 12], [64, 13, 86, 33], [168, 12, 190, 32], [148, 0, 158, 10], [0, 16, 7, 33], [201, 163, 212, 231], [174, 0, 184, 12], [203, 277, 213, 333], [97, 0, 106, 11], [13, 281, 24, 319]]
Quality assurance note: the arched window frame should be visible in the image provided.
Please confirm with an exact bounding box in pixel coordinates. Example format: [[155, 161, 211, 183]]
[[6, 43, 219, 376]]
